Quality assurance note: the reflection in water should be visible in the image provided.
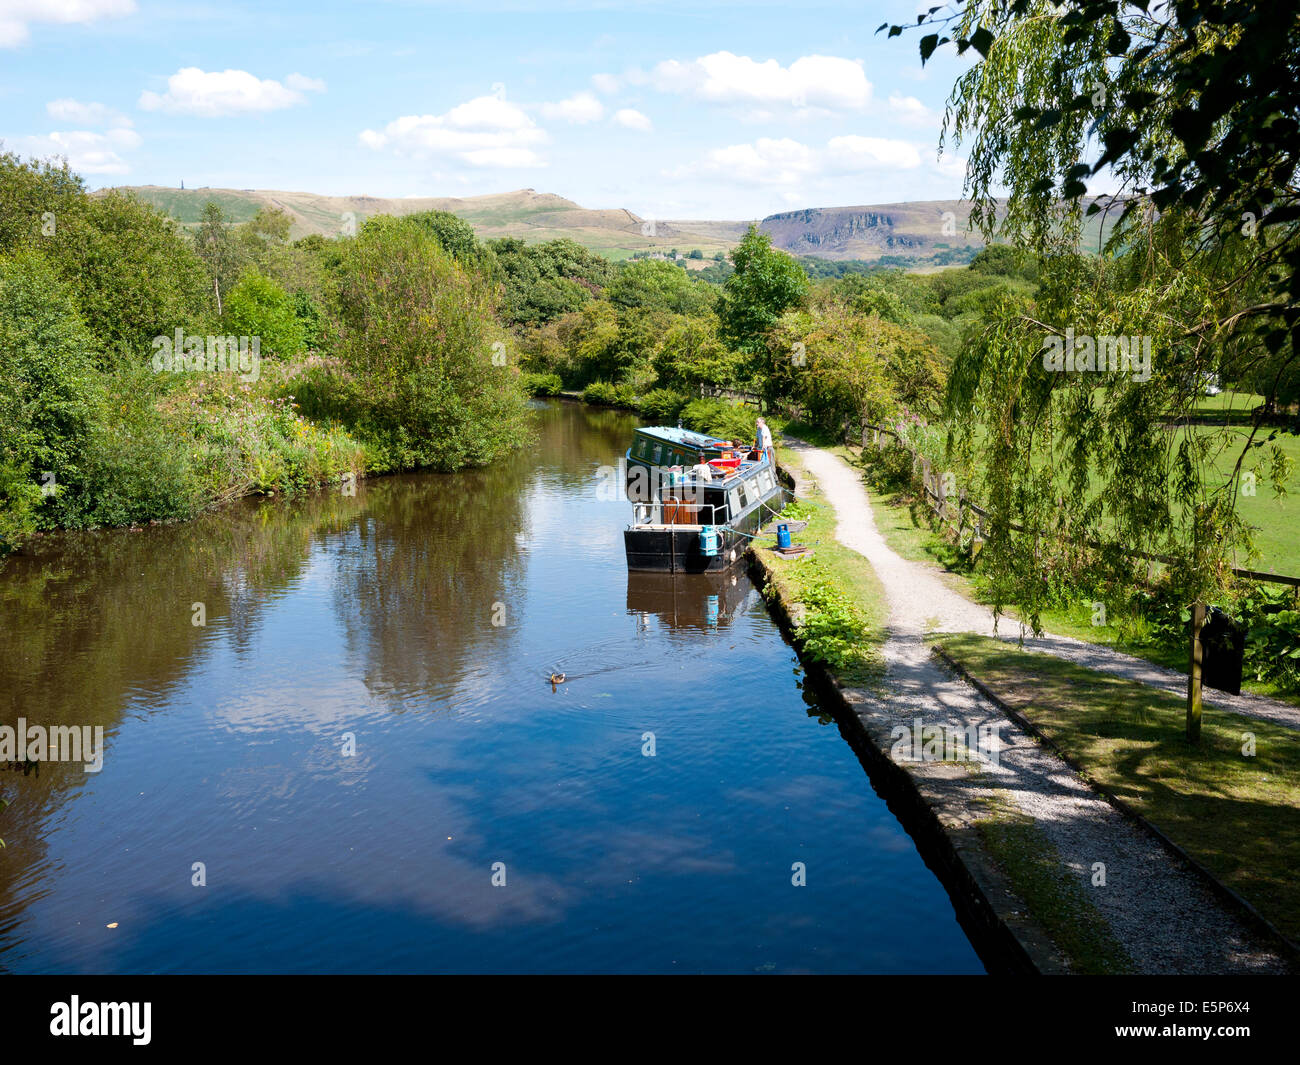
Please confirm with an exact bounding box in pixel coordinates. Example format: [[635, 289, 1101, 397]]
[[626, 571, 755, 632], [0, 400, 984, 974]]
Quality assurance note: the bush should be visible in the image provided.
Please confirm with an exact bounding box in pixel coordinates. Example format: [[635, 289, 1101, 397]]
[[1238, 587, 1300, 692], [224, 271, 306, 358], [292, 291, 327, 351], [637, 388, 689, 423], [679, 397, 758, 444], [582, 381, 621, 406], [50, 368, 200, 529], [521, 372, 563, 396]]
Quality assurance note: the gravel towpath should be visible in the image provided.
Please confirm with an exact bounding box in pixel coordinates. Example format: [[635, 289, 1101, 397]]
[[787, 439, 1293, 974]]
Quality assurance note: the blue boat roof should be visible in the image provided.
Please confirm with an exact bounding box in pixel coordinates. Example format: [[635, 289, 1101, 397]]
[[635, 425, 734, 448]]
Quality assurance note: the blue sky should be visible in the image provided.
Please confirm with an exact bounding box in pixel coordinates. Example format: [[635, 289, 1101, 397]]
[[1, 1, 979, 219]]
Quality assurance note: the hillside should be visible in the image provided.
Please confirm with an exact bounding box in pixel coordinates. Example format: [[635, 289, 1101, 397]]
[[110, 184, 1112, 265], [108, 185, 738, 259]]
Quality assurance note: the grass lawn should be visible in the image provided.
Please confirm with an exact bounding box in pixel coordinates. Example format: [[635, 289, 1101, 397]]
[[1195, 424, 1300, 575], [935, 632, 1300, 946], [892, 401, 1298, 574]]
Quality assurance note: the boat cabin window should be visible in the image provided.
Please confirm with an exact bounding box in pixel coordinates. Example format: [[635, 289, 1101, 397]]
[[728, 488, 742, 517], [652, 443, 662, 463]]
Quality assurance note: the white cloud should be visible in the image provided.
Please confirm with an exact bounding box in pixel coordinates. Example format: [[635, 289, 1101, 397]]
[[826, 135, 922, 170], [10, 127, 141, 174], [539, 91, 603, 124], [651, 52, 871, 111], [0, 0, 134, 48], [285, 72, 327, 93], [887, 92, 936, 127], [590, 72, 620, 95], [360, 93, 547, 168], [669, 134, 947, 198], [139, 68, 315, 117], [675, 137, 817, 187], [46, 98, 131, 128], [612, 108, 652, 131], [936, 151, 967, 181]]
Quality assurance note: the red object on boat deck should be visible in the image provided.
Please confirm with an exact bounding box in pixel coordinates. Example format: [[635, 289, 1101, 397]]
[[709, 451, 741, 472]]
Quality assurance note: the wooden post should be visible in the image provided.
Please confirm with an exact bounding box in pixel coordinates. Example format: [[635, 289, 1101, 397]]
[[1187, 601, 1206, 743]]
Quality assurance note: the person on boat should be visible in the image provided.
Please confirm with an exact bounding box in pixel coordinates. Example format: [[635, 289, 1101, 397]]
[[689, 452, 715, 482], [755, 417, 774, 465]]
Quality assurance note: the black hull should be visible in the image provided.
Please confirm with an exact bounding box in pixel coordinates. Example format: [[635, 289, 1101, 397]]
[[624, 526, 749, 573], [623, 490, 783, 573]]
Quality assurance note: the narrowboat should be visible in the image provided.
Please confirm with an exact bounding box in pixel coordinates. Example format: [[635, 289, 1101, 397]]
[[623, 425, 786, 573]]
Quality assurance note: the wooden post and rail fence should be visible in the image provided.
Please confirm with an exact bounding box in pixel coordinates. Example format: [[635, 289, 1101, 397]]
[[853, 421, 1300, 743]]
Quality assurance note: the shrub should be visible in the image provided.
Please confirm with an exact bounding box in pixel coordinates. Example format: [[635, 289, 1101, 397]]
[[637, 388, 689, 423], [679, 397, 758, 444], [292, 291, 327, 351], [50, 369, 200, 529], [582, 380, 621, 406], [224, 271, 305, 358], [521, 372, 563, 396], [1238, 587, 1300, 692]]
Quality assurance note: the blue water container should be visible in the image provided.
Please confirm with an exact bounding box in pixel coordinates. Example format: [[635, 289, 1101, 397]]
[[699, 525, 718, 557], [777, 523, 791, 549]]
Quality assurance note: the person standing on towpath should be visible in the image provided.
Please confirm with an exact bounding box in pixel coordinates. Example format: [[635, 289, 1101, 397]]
[[755, 417, 774, 466]]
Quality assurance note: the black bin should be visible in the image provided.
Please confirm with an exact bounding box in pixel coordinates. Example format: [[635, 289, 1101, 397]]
[[1200, 606, 1246, 696]]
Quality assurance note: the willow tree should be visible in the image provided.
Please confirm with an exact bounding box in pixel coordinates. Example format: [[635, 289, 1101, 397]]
[[884, 0, 1298, 736]]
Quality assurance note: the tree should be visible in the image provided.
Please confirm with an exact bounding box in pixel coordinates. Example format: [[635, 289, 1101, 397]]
[[194, 202, 239, 317], [654, 316, 743, 392], [0, 150, 88, 254], [832, 274, 914, 326], [486, 236, 613, 326], [0, 251, 98, 552], [0, 157, 209, 363], [718, 225, 809, 353], [886, 0, 1300, 738], [405, 209, 481, 263], [66, 192, 210, 363], [325, 221, 531, 471], [768, 298, 945, 432], [884, 0, 1299, 415], [605, 258, 712, 315]]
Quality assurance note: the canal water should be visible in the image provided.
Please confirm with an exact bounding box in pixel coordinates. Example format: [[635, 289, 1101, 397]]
[[0, 400, 984, 974]]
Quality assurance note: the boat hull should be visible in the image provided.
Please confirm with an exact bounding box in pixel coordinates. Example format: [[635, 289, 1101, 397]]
[[623, 526, 748, 573], [623, 490, 781, 573]]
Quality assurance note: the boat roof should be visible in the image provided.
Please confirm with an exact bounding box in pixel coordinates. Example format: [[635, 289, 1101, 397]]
[[634, 425, 734, 449]]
